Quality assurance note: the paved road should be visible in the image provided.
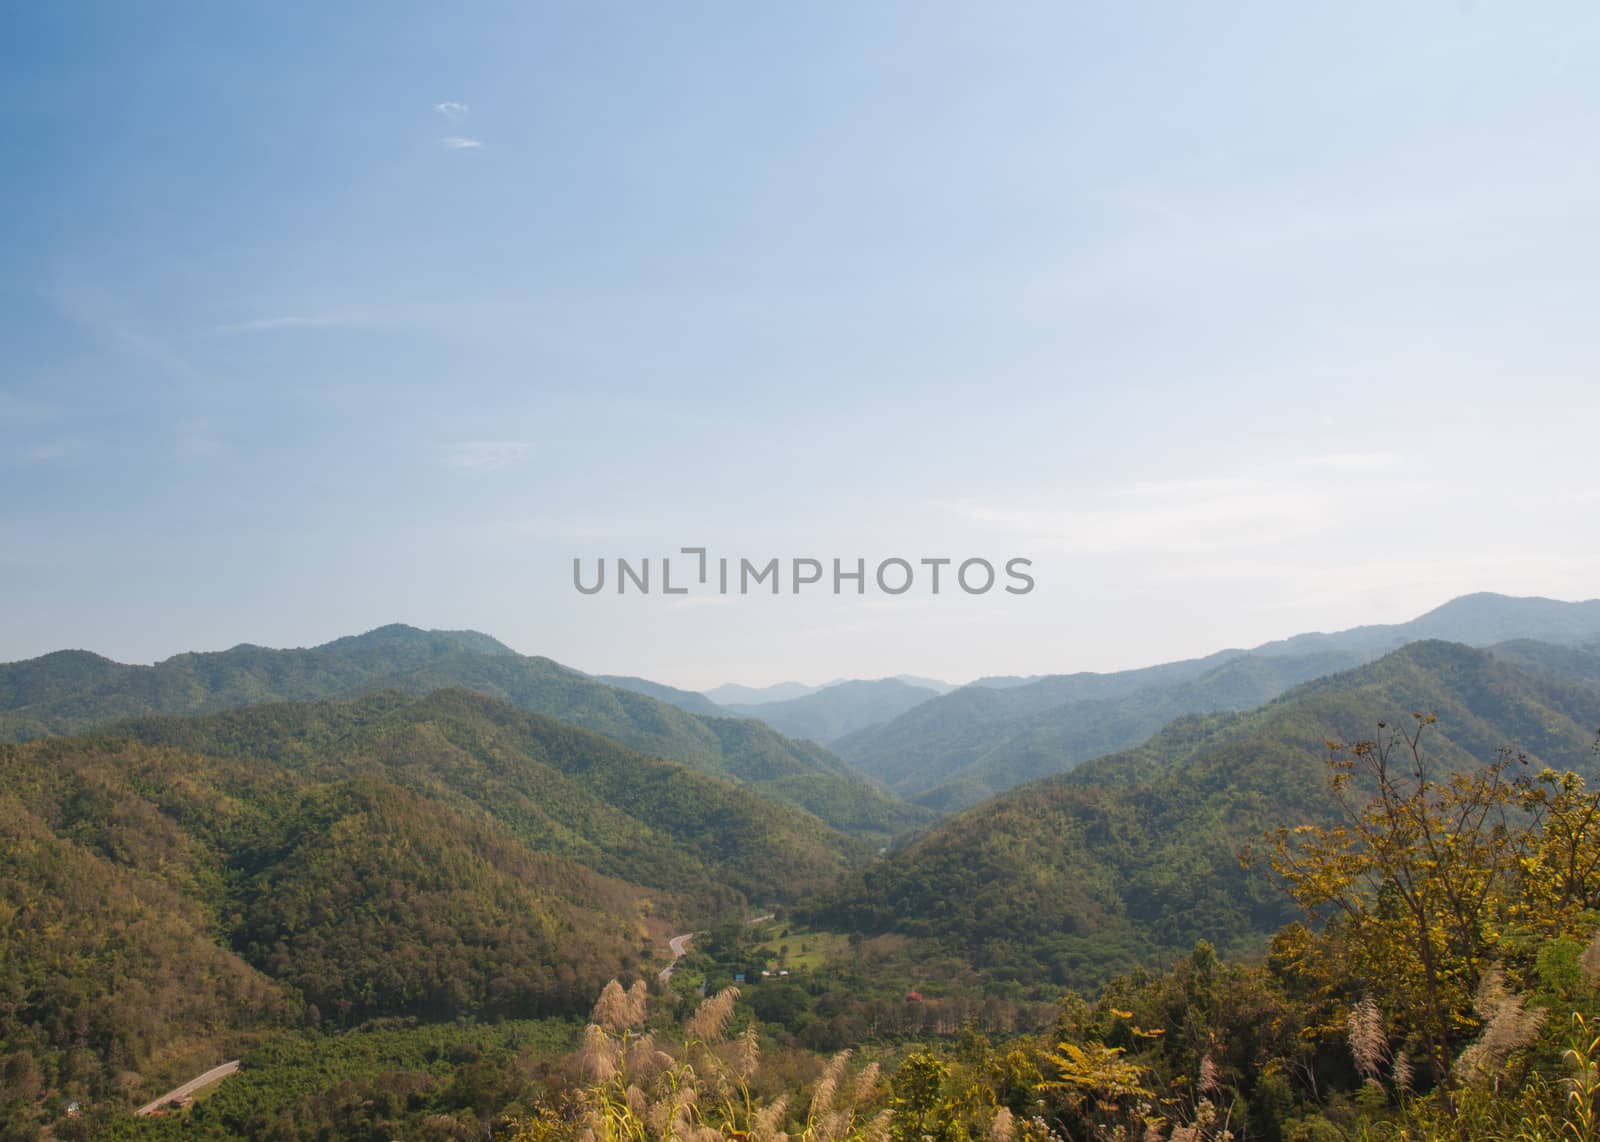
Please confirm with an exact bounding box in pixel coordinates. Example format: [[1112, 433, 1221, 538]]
[[659, 932, 694, 983], [657, 915, 771, 984], [135, 1060, 240, 1117]]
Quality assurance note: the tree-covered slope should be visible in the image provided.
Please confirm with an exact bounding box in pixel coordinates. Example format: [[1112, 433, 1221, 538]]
[[594, 673, 727, 715], [0, 727, 651, 1114], [0, 624, 931, 842], [815, 640, 1600, 992], [906, 650, 1368, 811], [110, 688, 864, 903]]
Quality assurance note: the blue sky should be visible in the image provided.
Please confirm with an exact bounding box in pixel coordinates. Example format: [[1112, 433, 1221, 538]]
[[4, 2, 1599, 688]]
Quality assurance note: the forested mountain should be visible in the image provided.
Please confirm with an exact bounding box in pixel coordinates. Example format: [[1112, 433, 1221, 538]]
[[0, 687, 878, 1114], [837, 592, 1600, 809], [815, 639, 1600, 990], [594, 674, 726, 715], [1482, 637, 1600, 686], [848, 650, 1368, 811], [0, 625, 933, 842], [111, 688, 864, 903], [723, 678, 942, 744]]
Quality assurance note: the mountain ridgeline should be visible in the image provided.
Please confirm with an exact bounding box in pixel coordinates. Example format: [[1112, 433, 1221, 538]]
[[813, 638, 1600, 990], [0, 625, 932, 842], [721, 678, 944, 745], [835, 592, 1600, 810]]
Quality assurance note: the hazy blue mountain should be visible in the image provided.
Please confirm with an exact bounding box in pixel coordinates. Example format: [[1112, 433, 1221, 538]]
[[1250, 592, 1600, 659], [837, 593, 1600, 809], [968, 674, 1047, 689], [892, 674, 959, 694], [704, 680, 825, 705], [725, 678, 943, 744]]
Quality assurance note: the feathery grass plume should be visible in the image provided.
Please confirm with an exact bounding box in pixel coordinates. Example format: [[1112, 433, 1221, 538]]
[[731, 1023, 761, 1084], [1197, 1054, 1219, 1097], [688, 986, 741, 1043], [625, 1031, 673, 1079], [1140, 1123, 1164, 1142], [646, 1081, 699, 1138], [749, 1093, 790, 1142], [806, 1050, 879, 1142], [546, 980, 893, 1142], [1391, 1050, 1414, 1095], [580, 1021, 623, 1084], [991, 1106, 1017, 1142], [1455, 967, 1548, 1086], [857, 1108, 892, 1142], [626, 979, 650, 1027], [1347, 996, 1387, 1082], [808, 1050, 850, 1129], [592, 979, 636, 1033], [626, 1084, 649, 1119], [1581, 932, 1600, 985], [850, 1061, 881, 1108]]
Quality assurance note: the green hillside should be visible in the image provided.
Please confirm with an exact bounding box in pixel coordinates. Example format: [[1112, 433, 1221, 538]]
[[0, 625, 932, 842], [842, 649, 1366, 810], [111, 688, 863, 903], [0, 735, 639, 1115], [0, 687, 880, 1117], [815, 640, 1600, 990]]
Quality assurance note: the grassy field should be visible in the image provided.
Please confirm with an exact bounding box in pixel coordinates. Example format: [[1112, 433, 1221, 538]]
[[752, 923, 850, 972]]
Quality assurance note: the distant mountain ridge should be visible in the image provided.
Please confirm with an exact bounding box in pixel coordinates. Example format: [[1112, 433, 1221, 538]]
[[0, 624, 933, 842], [703, 674, 957, 708], [836, 593, 1600, 810], [723, 678, 945, 744], [704, 680, 823, 706]]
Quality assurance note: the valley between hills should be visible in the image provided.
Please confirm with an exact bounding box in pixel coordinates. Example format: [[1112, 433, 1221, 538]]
[[5, 591, 1600, 1139]]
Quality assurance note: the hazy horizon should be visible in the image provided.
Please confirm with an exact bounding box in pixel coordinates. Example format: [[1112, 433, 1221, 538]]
[[8, 588, 1597, 695], [5, 4, 1599, 688]]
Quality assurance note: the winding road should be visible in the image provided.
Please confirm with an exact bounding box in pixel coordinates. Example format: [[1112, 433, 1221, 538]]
[[659, 932, 694, 983], [657, 915, 773, 984], [135, 1060, 240, 1116]]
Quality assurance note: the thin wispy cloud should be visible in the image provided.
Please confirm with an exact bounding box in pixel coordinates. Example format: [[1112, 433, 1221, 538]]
[[433, 100, 481, 149], [439, 440, 533, 471]]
